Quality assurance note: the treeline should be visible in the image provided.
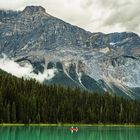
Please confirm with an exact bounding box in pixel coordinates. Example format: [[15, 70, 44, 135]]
[[0, 72, 140, 124]]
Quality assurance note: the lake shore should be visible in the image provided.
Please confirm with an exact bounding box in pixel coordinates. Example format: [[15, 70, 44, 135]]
[[0, 123, 139, 127]]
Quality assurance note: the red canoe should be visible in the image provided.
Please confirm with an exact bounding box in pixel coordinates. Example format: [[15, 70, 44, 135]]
[[70, 127, 78, 132]]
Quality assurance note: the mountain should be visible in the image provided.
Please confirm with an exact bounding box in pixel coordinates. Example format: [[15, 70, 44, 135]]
[[0, 6, 140, 99]]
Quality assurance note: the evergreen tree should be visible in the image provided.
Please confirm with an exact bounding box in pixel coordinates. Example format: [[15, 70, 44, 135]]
[[11, 102, 16, 122]]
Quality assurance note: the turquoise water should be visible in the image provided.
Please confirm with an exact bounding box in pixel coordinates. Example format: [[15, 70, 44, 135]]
[[0, 126, 140, 140]]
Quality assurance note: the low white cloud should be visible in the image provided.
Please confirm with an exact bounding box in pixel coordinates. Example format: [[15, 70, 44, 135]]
[[0, 0, 139, 35], [0, 55, 57, 82], [0, 55, 32, 77]]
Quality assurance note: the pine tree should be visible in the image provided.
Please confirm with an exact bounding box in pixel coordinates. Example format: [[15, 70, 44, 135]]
[[11, 102, 16, 122]]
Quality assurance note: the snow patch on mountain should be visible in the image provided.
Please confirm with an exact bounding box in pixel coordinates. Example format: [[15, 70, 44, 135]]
[[110, 42, 116, 46]]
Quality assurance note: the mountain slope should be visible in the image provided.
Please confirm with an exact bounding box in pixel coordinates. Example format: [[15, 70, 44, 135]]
[[0, 6, 140, 99]]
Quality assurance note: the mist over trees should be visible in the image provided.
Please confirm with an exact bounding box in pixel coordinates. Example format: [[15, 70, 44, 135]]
[[0, 70, 140, 124]]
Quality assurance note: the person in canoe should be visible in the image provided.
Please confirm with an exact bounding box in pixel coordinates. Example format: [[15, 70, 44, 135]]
[[70, 126, 78, 132]]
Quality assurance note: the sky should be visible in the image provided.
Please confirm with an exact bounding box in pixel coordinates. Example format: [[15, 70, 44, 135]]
[[0, 0, 140, 35]]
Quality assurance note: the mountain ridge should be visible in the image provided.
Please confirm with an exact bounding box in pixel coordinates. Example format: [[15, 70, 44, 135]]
[[0, 6, 140, 99]]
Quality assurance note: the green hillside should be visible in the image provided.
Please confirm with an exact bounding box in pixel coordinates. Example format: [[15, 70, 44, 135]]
[[0, 71, 140, 124]]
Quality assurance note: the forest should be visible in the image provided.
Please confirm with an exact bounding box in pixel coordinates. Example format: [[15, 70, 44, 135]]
[[0, 70, 140, 124]]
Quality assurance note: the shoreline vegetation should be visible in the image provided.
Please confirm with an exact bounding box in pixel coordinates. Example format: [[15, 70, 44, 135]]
[[0, 124, 140, 127]]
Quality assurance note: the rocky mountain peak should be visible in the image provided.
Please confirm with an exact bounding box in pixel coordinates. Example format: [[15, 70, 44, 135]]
[[22, 6, 46, 15]]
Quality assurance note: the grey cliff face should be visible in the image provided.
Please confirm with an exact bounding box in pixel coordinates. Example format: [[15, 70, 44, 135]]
[[0, 6, 140, 99], [22, 6, 46, 14]]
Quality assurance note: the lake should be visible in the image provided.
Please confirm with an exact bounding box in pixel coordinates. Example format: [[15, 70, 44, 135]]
[[0, 126, 140, 140]]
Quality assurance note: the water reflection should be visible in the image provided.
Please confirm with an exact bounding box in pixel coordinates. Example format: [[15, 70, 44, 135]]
[[0, 126, 140, 140]]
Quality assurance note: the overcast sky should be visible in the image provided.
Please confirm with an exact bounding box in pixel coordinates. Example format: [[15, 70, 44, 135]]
[[0, 0, 140, 35]]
